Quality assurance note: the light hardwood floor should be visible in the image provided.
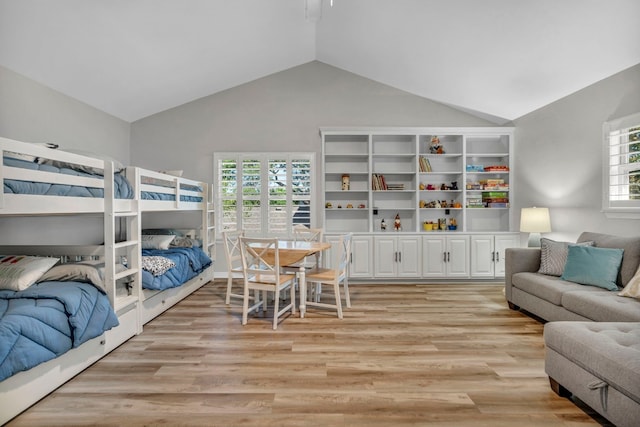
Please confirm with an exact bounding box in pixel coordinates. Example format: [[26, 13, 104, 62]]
[[7, 281, 610, 426]]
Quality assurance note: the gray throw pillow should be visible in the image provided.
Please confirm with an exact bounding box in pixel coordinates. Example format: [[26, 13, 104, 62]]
[[538, 238, 594, 276]]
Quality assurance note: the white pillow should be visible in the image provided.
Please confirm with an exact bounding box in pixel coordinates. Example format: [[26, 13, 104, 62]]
[[37, 260, 126, 294], [0, 255, 59, 291], [619, 265, 640, 299], [141, 235, 176, 250], [38, 147, 125, 175]]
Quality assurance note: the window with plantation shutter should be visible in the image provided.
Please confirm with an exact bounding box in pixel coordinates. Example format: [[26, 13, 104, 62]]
[[603, 112, 640, 218], [214, 153, 315, 237]]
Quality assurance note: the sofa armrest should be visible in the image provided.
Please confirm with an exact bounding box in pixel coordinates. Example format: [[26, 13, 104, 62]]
[[504, 247, 541, 302]]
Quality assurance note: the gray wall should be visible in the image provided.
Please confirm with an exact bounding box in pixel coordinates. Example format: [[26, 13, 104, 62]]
[[0, 65, 131, 244], [130, 61, 499, 273], [513, 63, 640, 243], [130, 61, 496, 183], [0, 65, 130, 162]]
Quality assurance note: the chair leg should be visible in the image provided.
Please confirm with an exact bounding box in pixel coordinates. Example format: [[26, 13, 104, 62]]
[[334, 281, 343, 319], [226, 275, 233, 304], [261, 290, 268, 313], [242, 287, 250, 325], [343, 277, 351, 308], [272, 289, 280, 330], [290, 282, 296, 315]]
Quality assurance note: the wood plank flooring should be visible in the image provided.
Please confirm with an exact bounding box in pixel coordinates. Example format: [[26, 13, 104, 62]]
[[7, 281, 610, 426]]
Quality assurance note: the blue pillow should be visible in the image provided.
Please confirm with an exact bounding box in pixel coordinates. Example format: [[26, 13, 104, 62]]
[[560, 245, 624, 291]]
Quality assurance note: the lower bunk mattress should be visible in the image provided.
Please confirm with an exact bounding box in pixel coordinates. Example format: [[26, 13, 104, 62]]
[[0, 281, 119, 381], [141, 247, 212, 291]]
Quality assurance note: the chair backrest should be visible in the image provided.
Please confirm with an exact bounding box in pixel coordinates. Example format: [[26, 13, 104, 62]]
[[334, 233, 353, 279], [293, 225, 324, 243], [239, 236, 281, 281], [223, 229, 245, 271]]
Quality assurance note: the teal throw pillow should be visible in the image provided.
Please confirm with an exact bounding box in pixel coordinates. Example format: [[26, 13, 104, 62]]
[[560, 245, 624, 291]]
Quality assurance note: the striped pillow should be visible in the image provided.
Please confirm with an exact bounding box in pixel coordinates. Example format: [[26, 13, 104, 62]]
[[538, 238, 594, 277]]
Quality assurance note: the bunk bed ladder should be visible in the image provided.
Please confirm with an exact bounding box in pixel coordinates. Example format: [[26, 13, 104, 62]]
[[104, 161, 142, 334], [204, 182, 216, 259]]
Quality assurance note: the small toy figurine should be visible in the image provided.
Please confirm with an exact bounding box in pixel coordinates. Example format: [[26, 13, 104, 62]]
[[394, 213, 402, 231], [429, 136, 445, 154], [450, 181, 458, 190], [346, 203, 353, 208], [381, 218, 387, 231], [441, 183, 447, 190]]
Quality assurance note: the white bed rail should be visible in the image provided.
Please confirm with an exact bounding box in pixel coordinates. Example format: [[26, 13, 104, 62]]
[[1, 136, 132, 215], [0, 245, 139, 313], [126, 166, 208, 211]]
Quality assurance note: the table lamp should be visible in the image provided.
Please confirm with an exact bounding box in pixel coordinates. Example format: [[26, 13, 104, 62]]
[[520, 207, 551, 247]]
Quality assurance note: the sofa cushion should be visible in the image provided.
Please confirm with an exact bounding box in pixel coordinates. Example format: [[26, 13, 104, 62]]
[[578, 232, 640, 287], [560, 245, 623, 291], [544, 322, 640, 403], [512, 272, 604, 306], [619, 265, 640, 299], [538, 238, 593, 276], [561, 291, 640, 322]]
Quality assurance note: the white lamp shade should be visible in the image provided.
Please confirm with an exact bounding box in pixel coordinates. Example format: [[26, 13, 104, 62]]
[[520, 207, 551, 233]]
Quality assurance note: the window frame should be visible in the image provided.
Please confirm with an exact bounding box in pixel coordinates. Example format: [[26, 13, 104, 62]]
[[214, 152, 316, 238], [602, 112, 640, 219]]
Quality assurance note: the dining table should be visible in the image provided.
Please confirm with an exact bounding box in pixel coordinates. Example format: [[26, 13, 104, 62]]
[[268, 240, 331, 318]]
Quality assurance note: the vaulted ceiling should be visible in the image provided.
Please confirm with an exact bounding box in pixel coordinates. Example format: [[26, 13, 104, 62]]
[[1, 0, 638, 124]]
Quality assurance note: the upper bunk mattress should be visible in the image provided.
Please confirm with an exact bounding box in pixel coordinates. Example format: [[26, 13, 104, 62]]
[[3, 157, 134, 199]]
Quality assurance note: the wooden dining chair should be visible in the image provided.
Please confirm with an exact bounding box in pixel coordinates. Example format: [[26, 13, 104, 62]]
[[303, 233, 352, 318], [286, 225, 324, 270], [239, 236, 297, 329], [223, 229, 245, 304]]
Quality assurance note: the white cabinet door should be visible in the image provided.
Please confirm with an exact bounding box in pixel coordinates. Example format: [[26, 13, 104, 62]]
[[374, 235, 422, 278], [422, 235, 469, 278], [397, 236, 421, 277], [422, 236, 447, 278], [446, 235, 470, 278], [350, 235, 373, 278], [471, 235, 495, 278], [374, 236, 397, 277], [494, 235, 518, 277]]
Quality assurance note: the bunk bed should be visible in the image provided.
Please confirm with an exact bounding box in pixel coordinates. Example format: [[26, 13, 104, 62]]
[[0, 136, 215, 424], [127, 167, 215, 325]]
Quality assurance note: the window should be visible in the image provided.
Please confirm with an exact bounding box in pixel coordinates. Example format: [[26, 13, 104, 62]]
[[214, 153, 315, 237], [603, 112, 640, 217]]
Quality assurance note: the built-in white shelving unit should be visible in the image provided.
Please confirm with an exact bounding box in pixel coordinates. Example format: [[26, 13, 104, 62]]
[[321, 127, 518, 280]]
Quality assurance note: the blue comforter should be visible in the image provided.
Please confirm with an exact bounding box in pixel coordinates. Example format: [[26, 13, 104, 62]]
[[141, 247, 212, 291], [0, 281, 119, 381], [3, 157, 134, 199]]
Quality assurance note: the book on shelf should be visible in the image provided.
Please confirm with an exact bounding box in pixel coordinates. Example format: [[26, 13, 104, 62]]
[[372, 173, 388, 190], [386, 183, 405, 190], [419, 156, 432, 172]]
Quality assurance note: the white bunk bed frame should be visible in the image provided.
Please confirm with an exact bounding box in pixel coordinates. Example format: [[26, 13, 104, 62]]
[[128, 166, 216, 325], [0, 136, 215, 424]]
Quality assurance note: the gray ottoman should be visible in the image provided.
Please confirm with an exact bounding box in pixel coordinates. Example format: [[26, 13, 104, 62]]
[[544, 322, 640, 427]]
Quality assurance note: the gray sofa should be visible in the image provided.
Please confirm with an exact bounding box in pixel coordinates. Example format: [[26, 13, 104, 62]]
[[505, 231, 640, 427]]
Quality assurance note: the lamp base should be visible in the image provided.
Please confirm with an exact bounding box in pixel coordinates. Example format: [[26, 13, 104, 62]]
[[527, 232, 542, 247]]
